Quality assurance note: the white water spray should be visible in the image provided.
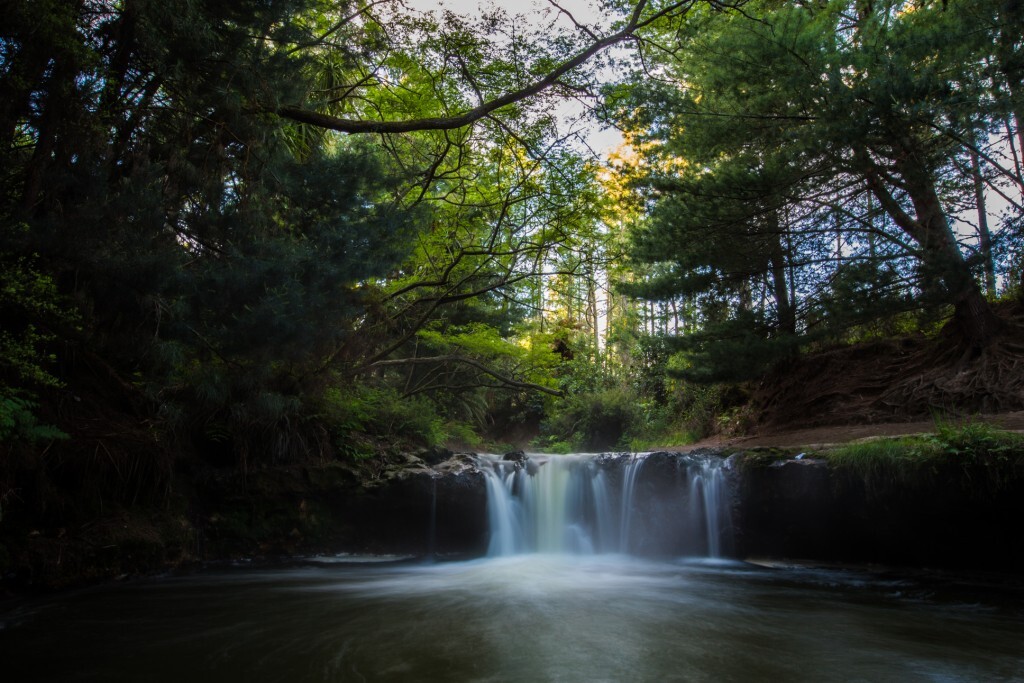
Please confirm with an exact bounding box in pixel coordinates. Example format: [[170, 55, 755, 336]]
[[480, 452, 733, 558]]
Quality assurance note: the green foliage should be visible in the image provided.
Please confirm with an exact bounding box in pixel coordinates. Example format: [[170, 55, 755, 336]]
[[806, 261, 919, 343], [670, 382, 732, 442], [539, 387, 643, 452], [626, 381, 740, 450], [539, 380, 732, 452], [0, 0, 621, 468], [0, 250, 79, 443], [608, 0, 1020, 377], [0, 392, 67, 444], [0, 0, 436, 466], [0, 251, 74, 388], [318, 384, 445, 456], [824, 422, 1024, 496], [825, 436, 944, 482], [664, 314, 802, 384], [626, 335, 674, 403], [417, 323, 560, 392], [934, 420, 1024, 462]]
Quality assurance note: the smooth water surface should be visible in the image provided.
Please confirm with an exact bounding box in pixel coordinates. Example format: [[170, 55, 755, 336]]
[[3, 556, 1023, 682]]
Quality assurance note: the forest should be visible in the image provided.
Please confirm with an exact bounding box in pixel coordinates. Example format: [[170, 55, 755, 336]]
[[2, 0, 1024, 577]]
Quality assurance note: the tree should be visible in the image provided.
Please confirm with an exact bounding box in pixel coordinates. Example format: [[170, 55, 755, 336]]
[[608, 0, 1022, 374], [5, 0, 743, 460]]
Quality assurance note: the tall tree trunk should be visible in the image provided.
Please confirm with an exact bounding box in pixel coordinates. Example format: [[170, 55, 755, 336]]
[[766, 212, 796, 335], [969, 147, 997, 296], [1006, 116, 1024, 183], [998, 0, 1024, 169], [737, 279, 753, 313], [587, 268, 600, 355], [859, 145, 1001, 349], [895, 153, 1002, 348], [769, 239, 796, 335]]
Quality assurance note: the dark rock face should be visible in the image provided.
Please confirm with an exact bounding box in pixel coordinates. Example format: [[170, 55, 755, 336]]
[[627, 452, 691, 556], [416, 446, 456, 466], [195, 453, 489, 562], [732, 452, 1024, 572], [199, 448, 1024, 570], [730, 457, 835, 561], [350, 467, 488, 556]]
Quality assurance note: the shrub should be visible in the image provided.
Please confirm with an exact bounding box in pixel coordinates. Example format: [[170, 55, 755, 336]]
[[318, 384, 445, 455], [541, 387, 643, 452]]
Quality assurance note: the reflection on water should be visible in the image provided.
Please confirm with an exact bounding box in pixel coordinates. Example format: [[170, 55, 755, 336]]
[[2, 556, 1023, 682]]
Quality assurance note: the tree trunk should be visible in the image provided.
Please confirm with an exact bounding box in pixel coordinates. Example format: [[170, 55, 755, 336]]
[[767, 213, 796, 335], [998, 0, 1024, 174], [969, 147, 997, 296], [738, 279, 753, 314], [896, 153, 1002, 348]]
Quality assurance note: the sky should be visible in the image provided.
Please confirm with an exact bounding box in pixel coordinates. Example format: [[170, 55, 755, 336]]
[[403, 0, 626, 157]]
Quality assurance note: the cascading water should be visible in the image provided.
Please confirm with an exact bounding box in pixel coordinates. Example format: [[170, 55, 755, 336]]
[[479, 452, 733, 559]]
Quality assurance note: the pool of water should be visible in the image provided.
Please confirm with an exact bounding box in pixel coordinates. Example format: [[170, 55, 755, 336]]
[[2, 555, 1023, 682]]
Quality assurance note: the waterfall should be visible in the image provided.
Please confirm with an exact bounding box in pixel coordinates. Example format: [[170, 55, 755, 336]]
[[618, 455, 645, 553], [480, 452, 733, 558], [484, 466, 522, 556]]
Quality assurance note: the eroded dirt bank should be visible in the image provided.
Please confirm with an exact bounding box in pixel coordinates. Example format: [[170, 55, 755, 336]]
[[679, 411, 1024, 451]]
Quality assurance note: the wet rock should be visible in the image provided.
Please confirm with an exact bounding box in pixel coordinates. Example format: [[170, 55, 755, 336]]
[[432, 452, 479, 476], [500, 450, 540, 474], [416, 446, 455, 466], [502, 450, 528, 464]]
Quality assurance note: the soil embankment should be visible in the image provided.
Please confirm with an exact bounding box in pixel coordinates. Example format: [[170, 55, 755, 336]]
[[681, 411, 1024, 451], [747, 300, 1024, 432]]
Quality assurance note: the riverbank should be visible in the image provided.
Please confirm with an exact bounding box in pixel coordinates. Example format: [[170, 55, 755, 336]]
[[676, 411, 1024, 450]]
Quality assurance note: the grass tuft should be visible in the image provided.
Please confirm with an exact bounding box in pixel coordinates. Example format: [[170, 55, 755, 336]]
[[822, 421, 1024, 496]]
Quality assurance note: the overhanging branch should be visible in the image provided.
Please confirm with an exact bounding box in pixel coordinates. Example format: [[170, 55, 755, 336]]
[[274, 0, 696, 134], [363, 355, 563, 396]]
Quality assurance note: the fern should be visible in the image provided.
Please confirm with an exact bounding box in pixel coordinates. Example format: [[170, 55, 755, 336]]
[[0, 391, 68, 444]]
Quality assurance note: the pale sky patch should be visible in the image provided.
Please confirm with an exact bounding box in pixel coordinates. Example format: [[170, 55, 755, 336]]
[[403, 0, 626, 157]]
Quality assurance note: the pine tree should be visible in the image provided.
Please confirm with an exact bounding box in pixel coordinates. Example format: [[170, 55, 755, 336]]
[[607, 0, 1020, 382]]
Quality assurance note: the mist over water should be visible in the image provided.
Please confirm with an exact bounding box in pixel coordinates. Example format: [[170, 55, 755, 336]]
[[3, 452, 1023, 682], [3, 556, 1023, 682], [480, 452, 733, 558]]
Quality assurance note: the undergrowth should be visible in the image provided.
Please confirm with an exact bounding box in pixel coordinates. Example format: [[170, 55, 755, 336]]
[[822, 421, 1024, 495]]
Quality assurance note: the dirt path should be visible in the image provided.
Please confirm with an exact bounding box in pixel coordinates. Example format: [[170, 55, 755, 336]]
[[668, 411, 1024, 451]]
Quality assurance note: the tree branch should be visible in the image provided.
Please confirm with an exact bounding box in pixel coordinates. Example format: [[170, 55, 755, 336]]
[[274, 0, 695, 134], [364, 355, 563, 396]]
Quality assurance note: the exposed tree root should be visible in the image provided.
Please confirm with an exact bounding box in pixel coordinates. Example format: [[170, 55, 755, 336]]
[[753, 301, 1024, 430]]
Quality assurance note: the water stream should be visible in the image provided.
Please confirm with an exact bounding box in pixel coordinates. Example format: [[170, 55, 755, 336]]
[[2, 452, 1023, 681], [3, 556, 1023, 682], [480, 452, 733, 558]]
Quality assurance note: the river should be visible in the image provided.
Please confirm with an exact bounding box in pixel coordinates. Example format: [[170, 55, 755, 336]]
[[3, 451, 1023, 681], [2, 554, 1023, 682]]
